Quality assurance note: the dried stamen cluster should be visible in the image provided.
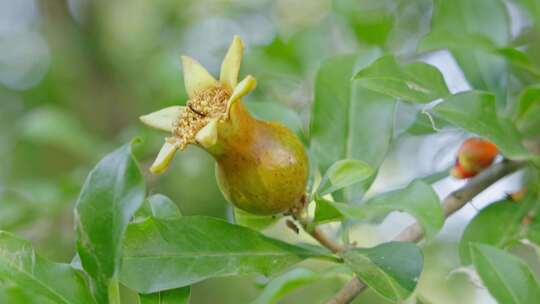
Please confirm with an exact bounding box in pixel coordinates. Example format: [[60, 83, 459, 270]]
[[171, 85, 231, 149]]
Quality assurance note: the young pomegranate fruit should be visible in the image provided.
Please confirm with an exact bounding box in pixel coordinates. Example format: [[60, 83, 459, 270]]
[[450, 138, 498, 179], [140, 36, 308, 215]]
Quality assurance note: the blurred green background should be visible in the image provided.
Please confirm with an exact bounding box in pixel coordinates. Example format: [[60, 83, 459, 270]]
[[1, 0, 539, 303]]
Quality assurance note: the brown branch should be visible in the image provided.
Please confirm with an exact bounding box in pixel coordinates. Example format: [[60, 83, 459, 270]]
[[326, 160, 526, 304], [292, 208, 345, 253]]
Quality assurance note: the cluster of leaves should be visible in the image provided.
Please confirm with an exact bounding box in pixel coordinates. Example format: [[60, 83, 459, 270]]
[[2, 0, 540, 303]]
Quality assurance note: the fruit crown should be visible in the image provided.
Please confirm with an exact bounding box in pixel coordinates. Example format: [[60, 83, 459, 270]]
[[139, 36, 257, 174]]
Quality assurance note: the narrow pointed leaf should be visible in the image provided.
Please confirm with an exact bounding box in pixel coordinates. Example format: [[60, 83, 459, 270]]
[[471, 244, 540, 304], [75, 141, 146, 302]]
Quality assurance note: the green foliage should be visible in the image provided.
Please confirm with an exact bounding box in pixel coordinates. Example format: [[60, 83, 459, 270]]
[[0, 231, 96, 304], [354, 55, 450, 103], [459, 196, 537, 264], [315, 180, 443, 240], [18, 106, 107, 161], [74, 141, 146, 302], [433, 91, 531, 159], [310, 51, 396, 198], [341, 242, 423, 301], [3, 0, 540, 303], [430, 0, 510, 104], [317, 159, 373, 196], [120, 216, 327, 293], [233, 208, 280, 231], [514, 85, 540, 138], [251, 267, 350, 304], [470, 244, 540, 304], [333, 0, 395, 45], [135, 194, 182, 221]]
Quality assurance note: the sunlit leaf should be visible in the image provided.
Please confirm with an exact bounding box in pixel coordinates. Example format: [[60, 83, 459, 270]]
[[342, 242, 423, 302], [120, 216, 327, 293], [0, 231, 96, 304], [471, 243, 540, 304], [317, 159, 373, 196], [75, 141, 146, 302]]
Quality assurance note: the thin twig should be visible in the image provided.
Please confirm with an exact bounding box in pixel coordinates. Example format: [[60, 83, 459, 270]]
[[326, 160, 526, 304], [292, 208, 345, 253]]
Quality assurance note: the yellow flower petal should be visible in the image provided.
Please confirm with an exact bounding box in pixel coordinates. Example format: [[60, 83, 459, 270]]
[[181, 56, 218, 98], [139, 106, 184, 132], [195, 118, 218, 149], [226, 75, 257, 116], [220, 36, 244, 89], [150, 141, 179, 174]]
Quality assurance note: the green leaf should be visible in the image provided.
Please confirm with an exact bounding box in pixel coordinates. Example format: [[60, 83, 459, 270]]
[[74, 141, 146, 302], [317, 159, 373, 196], [341, 242, 423, 302], [136, 194, 182, 221], [251, 267, 349, 304], [310, 50, 396, 198], [317, 180, 443, 240], [430, 0, 510, 104], [459, 197, 535, 265], [139, 287, 190, 304], [433, 91, 531, 159], [233, 208, 280, 231], [353, 55, 450, 103], [0, 231, 96, 304], [514, 85, 540, 138], [120, 216, 326, 293], [470, 243, 540, 304]]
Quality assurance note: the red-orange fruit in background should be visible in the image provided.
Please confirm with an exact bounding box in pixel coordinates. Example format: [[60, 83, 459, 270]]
[[450, 138, 498, 179]]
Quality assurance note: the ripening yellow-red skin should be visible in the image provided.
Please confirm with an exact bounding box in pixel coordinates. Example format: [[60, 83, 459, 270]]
[[206, 101, 309, 215], [451, 138, 498, 179]]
